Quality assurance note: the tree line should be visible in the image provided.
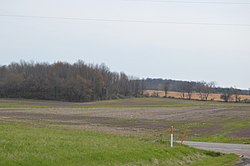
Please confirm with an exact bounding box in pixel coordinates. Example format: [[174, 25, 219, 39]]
[[0, 61, 144, 102], [144, 79, 250, 103], [0, 61, 249, 103]]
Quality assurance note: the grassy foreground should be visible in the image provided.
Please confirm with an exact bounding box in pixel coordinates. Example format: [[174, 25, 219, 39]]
[[0, 122, 238, 166]]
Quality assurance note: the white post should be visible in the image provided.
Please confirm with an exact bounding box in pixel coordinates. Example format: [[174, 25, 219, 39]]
[[169, 126, 174, 147], [170, 133, 173, 147]]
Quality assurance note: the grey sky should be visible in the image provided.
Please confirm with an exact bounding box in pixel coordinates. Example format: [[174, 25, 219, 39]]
[[1, 0, 250, 89]]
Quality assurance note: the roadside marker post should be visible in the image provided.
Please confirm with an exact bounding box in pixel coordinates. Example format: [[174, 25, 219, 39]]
[[169, 126, 174, 147], [180, 128, 188, 146]]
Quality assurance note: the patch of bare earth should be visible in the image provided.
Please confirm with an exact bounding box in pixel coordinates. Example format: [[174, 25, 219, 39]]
[[191, 125, 224, 135], [231, 127, 250, 138]]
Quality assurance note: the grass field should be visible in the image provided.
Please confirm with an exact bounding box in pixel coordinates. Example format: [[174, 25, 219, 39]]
[[1, 97, 249, 165], [0, 122, 238, 166]]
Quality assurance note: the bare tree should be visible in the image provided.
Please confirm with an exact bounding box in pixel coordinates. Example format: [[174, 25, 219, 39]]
[[163, 81, 171, 98], [179, 82, 186, 99], [179, 81, 194, 99], [232, 87, 241, 103], [130, 78, 140, 97], [197, 81, 215, 101], [140, 79, 145, 96], [220, 87, 233, 102], [186, 82, 194, 100]]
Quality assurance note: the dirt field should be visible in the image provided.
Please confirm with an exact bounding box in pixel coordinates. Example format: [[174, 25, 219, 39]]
[[1, 98, 250, 143]]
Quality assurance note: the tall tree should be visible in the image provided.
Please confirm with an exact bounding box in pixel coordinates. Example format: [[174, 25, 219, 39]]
[[197, 81, 215, 101], [220, 87, 233, 102], [232, 87, 241, 103], [163, 81, 171, 98]]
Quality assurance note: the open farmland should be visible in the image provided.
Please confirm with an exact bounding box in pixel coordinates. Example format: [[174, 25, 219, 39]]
[[145, 90, 250, 102], [0, 98, 249, 165], [1, 98, 250, 143]]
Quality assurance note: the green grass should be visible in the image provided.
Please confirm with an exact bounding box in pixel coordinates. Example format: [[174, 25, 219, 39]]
[[190, 153, 238, 166], [1, 97, 250, 109], [188, 135, 250, 144], [0, 122, 239, 166], [187, 119, 250, 144]]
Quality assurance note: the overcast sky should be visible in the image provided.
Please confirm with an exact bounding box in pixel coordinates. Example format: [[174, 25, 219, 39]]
[[1, 0, 250, 89]]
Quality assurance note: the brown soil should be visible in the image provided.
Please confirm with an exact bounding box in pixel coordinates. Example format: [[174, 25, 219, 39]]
[[1, 106, 250, 139], [231, 127, 250, 138]]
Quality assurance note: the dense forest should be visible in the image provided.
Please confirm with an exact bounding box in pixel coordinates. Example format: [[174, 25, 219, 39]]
[[0, 61, 144, 102], [0, 61, 249, 102]]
